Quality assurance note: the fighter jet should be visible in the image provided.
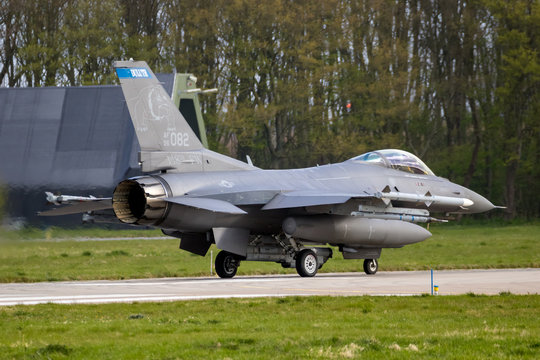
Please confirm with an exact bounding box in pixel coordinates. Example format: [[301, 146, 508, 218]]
[[41, 60, 497, 278]]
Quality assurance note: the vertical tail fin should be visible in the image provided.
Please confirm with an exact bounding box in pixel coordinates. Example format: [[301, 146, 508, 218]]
[[114, 60, 255, 173], [114, 60, 203, 152]]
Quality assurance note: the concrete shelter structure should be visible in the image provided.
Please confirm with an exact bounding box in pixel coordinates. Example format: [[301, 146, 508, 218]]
[[0, 73, 207, 226]]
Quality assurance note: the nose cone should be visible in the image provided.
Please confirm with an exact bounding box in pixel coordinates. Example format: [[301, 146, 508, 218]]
[[466, 189, 495, 213]]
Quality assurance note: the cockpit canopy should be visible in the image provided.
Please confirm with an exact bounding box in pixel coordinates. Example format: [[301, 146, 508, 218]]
[[349, 149, 434, 176]]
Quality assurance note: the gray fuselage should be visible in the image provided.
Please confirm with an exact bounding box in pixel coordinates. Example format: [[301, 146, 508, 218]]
[[140, 160, 490, 236]]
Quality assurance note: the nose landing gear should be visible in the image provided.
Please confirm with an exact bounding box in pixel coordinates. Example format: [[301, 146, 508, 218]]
[[363, 258, 378, 275]]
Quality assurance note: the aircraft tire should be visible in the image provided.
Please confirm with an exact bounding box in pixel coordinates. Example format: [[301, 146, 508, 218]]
[[215, 251, 239, 278], [296, 249, 318, 277], [363, 259, 378, 275]]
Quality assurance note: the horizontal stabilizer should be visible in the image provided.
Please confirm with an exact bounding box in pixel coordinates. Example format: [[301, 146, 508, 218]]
[[39, 199, 112, 216], [165, 196, 247, 214], [262, 191, 371, 210]]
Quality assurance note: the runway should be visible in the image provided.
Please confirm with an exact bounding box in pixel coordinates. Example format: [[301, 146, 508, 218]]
[[1, 268, 538, 306]]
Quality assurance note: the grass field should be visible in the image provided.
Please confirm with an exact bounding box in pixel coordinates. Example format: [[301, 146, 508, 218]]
[[0, 223, 538, 282], [0, 295, 538, 359]]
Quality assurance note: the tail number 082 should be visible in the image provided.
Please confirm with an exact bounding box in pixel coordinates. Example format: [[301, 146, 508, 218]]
[[170, 132, 189, 147]]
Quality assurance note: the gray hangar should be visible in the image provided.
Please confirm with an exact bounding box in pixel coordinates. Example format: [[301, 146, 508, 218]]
[[0, 73, 206, 226]]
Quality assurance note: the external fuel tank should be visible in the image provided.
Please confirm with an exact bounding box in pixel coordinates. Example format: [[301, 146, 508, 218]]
[[282, 216, 432, 247]]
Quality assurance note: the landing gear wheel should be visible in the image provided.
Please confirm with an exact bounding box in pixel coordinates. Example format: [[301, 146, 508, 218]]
[[215, 251, 240, 278], [296, 249, 318, 277], [363, 259, 378, 275]]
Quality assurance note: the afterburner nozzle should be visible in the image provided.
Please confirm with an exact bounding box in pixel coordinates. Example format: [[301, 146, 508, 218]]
[[113, 177, 168, 225]]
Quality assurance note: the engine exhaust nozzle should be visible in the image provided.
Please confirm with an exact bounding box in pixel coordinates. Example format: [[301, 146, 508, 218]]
[[113, 177, 168, 225]]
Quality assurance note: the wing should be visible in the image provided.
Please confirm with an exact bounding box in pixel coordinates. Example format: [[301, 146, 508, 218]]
[[262, 191, 373, 210], [169, 185, 376, 213]]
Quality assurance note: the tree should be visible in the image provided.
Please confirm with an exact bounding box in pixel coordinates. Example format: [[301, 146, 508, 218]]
[[487, 0, 540, 219], [61, 0, 124, 85], [1, 0, 538, 217], [0, 0, 25, 86]]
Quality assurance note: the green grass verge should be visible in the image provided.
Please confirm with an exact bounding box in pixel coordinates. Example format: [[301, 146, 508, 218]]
[[0, 226, 163, 242], [0, 223, 538, 282], [0, 295, 538, 359]]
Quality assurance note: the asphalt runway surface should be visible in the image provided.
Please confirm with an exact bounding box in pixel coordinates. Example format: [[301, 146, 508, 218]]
[[1, 268, 538, 306]]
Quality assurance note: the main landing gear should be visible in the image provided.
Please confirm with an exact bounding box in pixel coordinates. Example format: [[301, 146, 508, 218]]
[[214, 251, 242, 278], [295, 249, 318, 277], [214, 247, 331, 279]]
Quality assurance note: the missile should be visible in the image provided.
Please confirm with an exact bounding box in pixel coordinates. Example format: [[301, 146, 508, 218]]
[[376, 187, 473, 208], [45, 191, 106, 205], [351, 212, 440, 223], [350, 205, 448, 223], [282, 215, 432, 247]]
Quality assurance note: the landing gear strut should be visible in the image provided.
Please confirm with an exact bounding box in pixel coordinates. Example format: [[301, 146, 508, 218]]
[[214, 240, 332, 279], [215, 251, 241, 278], [363, 258, 378, 275]]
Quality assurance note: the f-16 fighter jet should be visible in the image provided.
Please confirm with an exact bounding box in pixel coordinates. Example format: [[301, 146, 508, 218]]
[[41, 60, 497, 278]]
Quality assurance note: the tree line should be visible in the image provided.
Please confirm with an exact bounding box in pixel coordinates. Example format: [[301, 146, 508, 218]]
[[1, 0, 538, 219]]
